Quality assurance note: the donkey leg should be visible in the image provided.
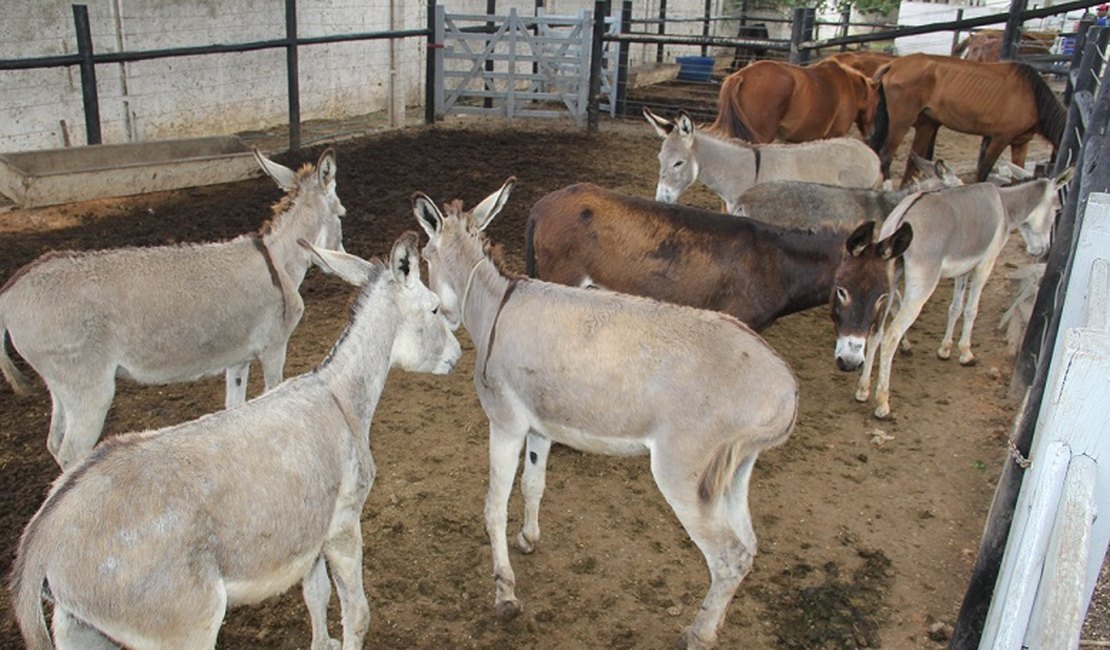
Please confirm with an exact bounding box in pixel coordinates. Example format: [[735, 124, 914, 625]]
[[517, 430, 551, 554], [303, 555, 339, 650], [323, 521, 370, 650], [53, 607, 120, 650], [856, 283, 896, 402], [46, 391, 67, 457], [54, 376, 116, 469], [938, 275, 969, 360], [653, 450, 753, 649], [485, 423, 527, 620], [225, 362, 250, 408], [260, 344, 289, 393], [726, 454, 759, 554], [956, 263, 997, 366], [874, 269, 939, 418]]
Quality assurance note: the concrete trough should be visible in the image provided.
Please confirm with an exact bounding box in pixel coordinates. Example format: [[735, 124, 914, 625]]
[[0, 136, 262, 209]]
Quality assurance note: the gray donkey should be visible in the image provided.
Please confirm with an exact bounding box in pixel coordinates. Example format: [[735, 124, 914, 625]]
[[11, 233, 461, 649], [415, 179, 798, 649], [0, 148, 345, 468]]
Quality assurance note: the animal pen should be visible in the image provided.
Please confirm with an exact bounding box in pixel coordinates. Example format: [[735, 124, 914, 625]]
[[2, 1, 1110, 647]]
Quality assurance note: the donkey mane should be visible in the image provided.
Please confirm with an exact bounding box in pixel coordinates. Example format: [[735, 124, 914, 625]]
[[442, 199, 518, 278], [313, 264, 388, 371], [260, 162, 319, 235], [1014, 62, 1066, 146]]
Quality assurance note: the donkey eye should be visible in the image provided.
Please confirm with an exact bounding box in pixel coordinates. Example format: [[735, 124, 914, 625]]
[[673, 160, 684, 168], [836, 287, 849, 303]]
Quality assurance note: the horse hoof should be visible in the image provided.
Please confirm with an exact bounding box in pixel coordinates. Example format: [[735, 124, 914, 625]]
[[516, 531, 536, 554], [495, 600, 522, 621]]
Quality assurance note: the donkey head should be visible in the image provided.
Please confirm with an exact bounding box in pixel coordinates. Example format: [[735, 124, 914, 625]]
[[412, 178, 517, 330], [832, 221, 913, 372], [255, 148, 346, 253], [299, 233, 461, 374], [1015, 166, 1072, 258], [644, 107, 698, 204], [905, 152, 963, 191]]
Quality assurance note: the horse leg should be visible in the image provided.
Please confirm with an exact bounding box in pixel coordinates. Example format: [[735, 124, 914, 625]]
[[302, 555, 339, 650], [937, 275, 969, 361], [874, 269, 940, 419], [902, 119, 939, 188], [225, 362, 250, 408], [323, 520, 371, 650], [485, 420, 528, 619], [53, 374, 115, 469], [1010, 138, 1030, 169], [955, 259, 999, 366], [517, 430, 551, 554], [977, 136, 1011, 183], [53, 607, 120, 650], [652, 445, 754, 649]]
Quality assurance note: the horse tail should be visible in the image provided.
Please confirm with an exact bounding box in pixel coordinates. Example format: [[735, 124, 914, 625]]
[[10, 514, 53, 649], [1016, 62, 1066, 147], [0, 301, 34, 395], [868, 81, 890, 154], [712, 73, 758, 142], [524, 211, 538, 278]]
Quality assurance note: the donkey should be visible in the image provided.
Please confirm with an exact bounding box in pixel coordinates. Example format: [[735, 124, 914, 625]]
[[0, 148, 346, 468], [10, 233, 461, 650], [852, 169, 1072, 419], [524, 184, 912, 354], [734, 152, 963, 228], [415, 178, 798, 649], [644, 107, 882, 214]]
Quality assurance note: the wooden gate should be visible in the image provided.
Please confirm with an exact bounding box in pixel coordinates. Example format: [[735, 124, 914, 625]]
[[432, 7, 619, 125]]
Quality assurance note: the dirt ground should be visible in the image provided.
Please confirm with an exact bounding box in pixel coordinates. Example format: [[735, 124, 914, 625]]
[[0, 117, 1068, 648]]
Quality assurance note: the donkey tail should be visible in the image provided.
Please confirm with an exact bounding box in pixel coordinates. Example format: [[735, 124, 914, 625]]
[[697, 419, 795, 503], [524, 212, 539, 278], [10, 523, 53, 649], [711, 73, 758, 142], [1, 316, 34, 395]]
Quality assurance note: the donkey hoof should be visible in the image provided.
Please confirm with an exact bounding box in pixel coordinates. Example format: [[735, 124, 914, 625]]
[[676, 628, 715, 650], [327, 639, 341, 650], [936, 347, 952, 360], [873, 405, 891, 420], [495, 599, 522, 621], [854, 388, 870, 403], [960, 355, 977, 367], [516, 531, 536, 554]]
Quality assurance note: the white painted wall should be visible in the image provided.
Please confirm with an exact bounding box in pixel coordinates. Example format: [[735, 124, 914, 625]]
[[0, 0, 736, 152]]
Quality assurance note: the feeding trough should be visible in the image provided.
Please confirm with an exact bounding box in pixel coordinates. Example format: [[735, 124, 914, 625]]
[[0, 135, 263, 209]]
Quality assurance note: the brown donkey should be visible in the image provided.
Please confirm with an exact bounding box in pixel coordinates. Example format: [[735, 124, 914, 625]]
[[524, 184, 911, 363]]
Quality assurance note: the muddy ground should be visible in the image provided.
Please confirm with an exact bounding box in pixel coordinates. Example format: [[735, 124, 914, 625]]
[[0, 117, 1059, 648]]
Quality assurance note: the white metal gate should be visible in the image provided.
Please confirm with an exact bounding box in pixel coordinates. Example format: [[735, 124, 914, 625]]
[[432, 7, 619, 125]]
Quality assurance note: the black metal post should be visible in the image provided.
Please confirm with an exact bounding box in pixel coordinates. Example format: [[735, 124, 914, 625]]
[[951, 8, 965, 55], [285, 0, 301, 151], [1065, 16, 1095, 106], [485, 0, 496, 109], [701, 0, 711, 57], [839, 8, 851, 52], [789, 7, 807, 64], [586, 0, 607, 132], [426, 0, 437, 124], [72, 5, 102, 145], [1000, 0, 1027, 60], [656, 0, 667, 63], [616, 0, 632, 116]]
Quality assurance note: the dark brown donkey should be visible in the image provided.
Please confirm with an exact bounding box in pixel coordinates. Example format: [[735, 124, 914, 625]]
[[524, 183, 912, 365]]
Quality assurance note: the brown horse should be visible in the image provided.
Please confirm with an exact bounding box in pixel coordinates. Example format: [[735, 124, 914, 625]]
[[868, 53, 1065, 184], [710, 58, 878, 143], [524, 184, 911, 358], [824, 50, 896, 78]]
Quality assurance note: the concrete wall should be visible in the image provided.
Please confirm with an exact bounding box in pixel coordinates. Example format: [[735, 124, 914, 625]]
[[0, 1, 736, 152]]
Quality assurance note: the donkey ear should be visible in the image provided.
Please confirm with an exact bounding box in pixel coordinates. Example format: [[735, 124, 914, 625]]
[[316, 148, 337, 188], [676, 111, 695, 140], [471, 177, 516, 232], [879, 222, 913, 260], [643, 107, 673, 137], [413, 192, 444, 239], [846, 221, 877, 256], [298, 238, 376, 286], [390, 231, 421, 285], [254, 149, 298, 191]]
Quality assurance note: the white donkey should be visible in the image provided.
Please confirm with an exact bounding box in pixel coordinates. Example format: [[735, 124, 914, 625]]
[[853, 169, 1073, 419], [644, 107, 882, 214], [11, 233, 461, 650], [0, 148, 346, 468], [414, 179, 798, 649]]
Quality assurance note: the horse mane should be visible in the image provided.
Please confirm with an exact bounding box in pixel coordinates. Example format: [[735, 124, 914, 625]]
[[1014, 62, 1066, 147], [708, 73, 758, 142]]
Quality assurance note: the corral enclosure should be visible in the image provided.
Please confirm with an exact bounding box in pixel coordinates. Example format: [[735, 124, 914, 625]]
[[0, 117, 1053, 647]]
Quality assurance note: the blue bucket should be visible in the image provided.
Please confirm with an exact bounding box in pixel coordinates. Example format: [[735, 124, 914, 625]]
[[675, 56, 714, 82]]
